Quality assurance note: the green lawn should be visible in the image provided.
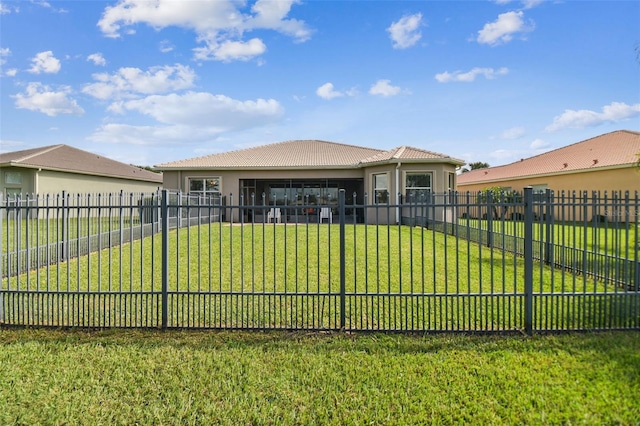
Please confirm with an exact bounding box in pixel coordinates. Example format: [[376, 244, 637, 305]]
[[4, 223, 602, 294], [0, 329, 638, 425], [458, 218, 637, 258], [5, 223, 636, 331]]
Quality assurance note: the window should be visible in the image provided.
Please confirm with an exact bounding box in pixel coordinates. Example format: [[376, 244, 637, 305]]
[[189, 177, 220, 195], [532, 184, 548, 194], [405, 172, 432, 200], [373, 173, 388, 203], [5, 171, 22, 185], [447, 172, 455, 192]]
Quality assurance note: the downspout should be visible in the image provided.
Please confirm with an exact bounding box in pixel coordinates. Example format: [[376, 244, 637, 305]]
[[35, 168, 41, 194], [395, 162, 401, 224]]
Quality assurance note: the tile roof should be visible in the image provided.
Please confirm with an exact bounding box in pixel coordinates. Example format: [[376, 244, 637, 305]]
[[457, 130, 640, 185], [155, 140, 464, 169], [0, 144, 163, 183]]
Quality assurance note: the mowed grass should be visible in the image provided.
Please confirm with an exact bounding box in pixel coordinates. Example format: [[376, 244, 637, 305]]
[[6, 223, 630, 330], [0, 329, 638, 425], [460, 218, 637, 258], [4, 223, 601, 295]]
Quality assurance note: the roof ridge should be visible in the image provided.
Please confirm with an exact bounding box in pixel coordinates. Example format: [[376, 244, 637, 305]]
[[12, 144, 64, 164], [393, 146, 407, 159], [155, 139, 385, 167], [505, 130, 632, 165]]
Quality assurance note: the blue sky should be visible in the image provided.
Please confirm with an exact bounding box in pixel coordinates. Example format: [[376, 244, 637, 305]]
[[1, 0, 639, 168]]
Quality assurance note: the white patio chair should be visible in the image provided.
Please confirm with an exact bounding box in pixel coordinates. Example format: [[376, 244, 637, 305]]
[[267, 207, 281, 223], [319, 207, 333, 224]]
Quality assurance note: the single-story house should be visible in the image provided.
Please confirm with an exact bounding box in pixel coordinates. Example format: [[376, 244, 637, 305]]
[[457, 130, 640, 195], [0, 144, 163, 198], [155, 139, 465, 224]]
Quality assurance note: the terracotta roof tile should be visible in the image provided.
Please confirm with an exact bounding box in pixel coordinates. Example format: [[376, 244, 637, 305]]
[[156, 140, 464, 169], [0, 144, 163, 183], [457, 130, 640, 185]]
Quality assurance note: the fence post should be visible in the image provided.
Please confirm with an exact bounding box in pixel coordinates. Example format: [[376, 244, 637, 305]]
[[487, 191, 493, 248], [161, 189, 169, 329], [0, 192, 3, 323], [61, 190, 67, 262], [524, 186, 534, 335], [339, 189, 346, 330], [544, 189, 553, 265]]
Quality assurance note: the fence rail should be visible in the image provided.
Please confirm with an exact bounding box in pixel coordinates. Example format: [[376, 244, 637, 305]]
[[1, 188, 638, 333]]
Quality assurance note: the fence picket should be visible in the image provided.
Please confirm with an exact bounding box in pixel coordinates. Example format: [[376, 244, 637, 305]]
[[1, 188, 638, 333]]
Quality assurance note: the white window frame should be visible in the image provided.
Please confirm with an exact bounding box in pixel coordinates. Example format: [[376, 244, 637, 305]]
[[188, 177, 221, 196], [404, 171, 433, 201], [447, 172, 455, 192], [5, 171, 22, 185], [372, 173, 389, 204]]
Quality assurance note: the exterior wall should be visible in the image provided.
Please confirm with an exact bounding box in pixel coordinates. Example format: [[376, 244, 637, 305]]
[[457, 166, 639, 195], [163, 168, 365, 198], [163, 162, 459, 225], [37, 170, 161, 195], [0, 166, 161, 199], [0, 166, 36, 196], [364, 163, 458, 224]]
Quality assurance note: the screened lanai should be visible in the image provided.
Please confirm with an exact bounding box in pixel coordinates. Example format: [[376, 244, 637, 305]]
[[239, 178, 364, 223]]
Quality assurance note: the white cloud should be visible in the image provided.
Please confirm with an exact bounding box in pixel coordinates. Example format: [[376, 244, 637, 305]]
[[111, 91, 283, 127], [545, 102, 640, 132], [89, 123, 215, 146], [90, 92, 284, 146], [316, 82, 344, 100], [28, 51, 61, 74], [477, 11, 533, 46], [0, 3, 18, 14], [13, 82, 84, 116], [97, 0, 310, 62], [522, 0, 544, 9], [245, 0, 311, 41], [5, 68, 17, 77], [369, 79, 403, 97], [87, 53, 107, 66], [82, 64, 196, 100], [435, 67, 509, 83], [499, 126, 525, 139], [387, 13, 423, 49], [529, 138, 549, 149], [494, 0, 543, 5], [159, 40, 174, 53], [0, 47, 10, 65], [193, 38, 266, 62]]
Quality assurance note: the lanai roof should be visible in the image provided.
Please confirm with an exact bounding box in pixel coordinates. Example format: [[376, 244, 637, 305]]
[[457, 130, 640, 185], [155, 140, 465, 170], [0, 144, 163, 183]]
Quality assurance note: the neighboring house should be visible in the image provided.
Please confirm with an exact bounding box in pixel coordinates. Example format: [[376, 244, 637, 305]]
[[0, 144, 163, 198], [457, 130, 640, 195], [155, 139, 465, 224]]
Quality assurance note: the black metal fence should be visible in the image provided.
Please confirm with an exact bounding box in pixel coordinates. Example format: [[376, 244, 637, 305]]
[[1, 188, 638, 333]]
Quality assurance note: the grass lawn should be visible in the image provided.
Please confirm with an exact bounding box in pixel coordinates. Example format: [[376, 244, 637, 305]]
[[5, 223, 636, 330], [0, 329, 638, 425], [458, 218, 637, 258]]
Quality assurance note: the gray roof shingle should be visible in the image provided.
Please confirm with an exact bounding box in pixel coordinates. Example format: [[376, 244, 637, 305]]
[[0, 144, 163, 183]]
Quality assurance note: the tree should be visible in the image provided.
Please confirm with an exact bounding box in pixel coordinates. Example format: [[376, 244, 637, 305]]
[[478, 186, 522, 220], [460, 161, 490, 173]]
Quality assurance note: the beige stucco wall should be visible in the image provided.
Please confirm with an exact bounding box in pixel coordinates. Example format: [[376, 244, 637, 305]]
[[163, 168, 364, 198], [1, 166, 161, 198], [163, 162, 458, 224], [457, 166, 639, 195], [0, 166, 36, 195]]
